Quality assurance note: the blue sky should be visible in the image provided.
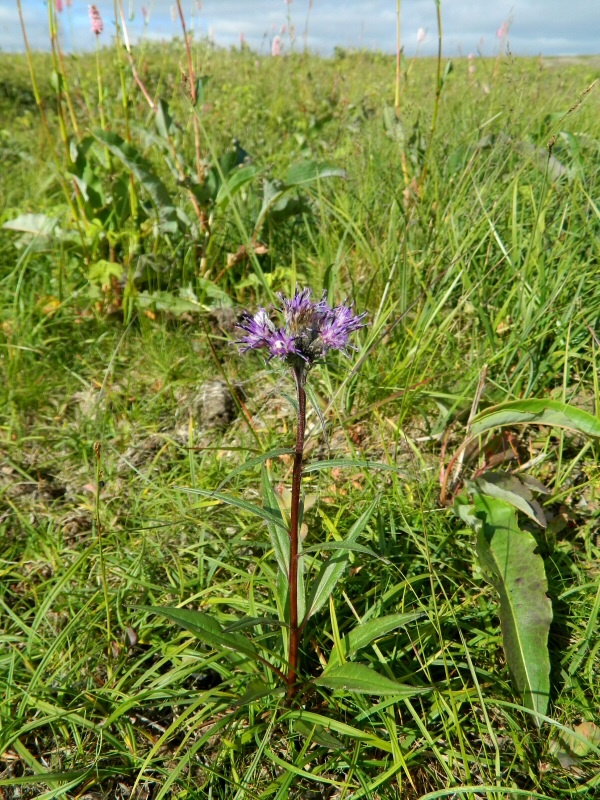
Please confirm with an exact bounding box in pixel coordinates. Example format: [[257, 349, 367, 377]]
[[2, 0, 598, 56]]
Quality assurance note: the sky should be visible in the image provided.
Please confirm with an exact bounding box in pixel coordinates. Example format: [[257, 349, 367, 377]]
[[2, 0, 599, 57]]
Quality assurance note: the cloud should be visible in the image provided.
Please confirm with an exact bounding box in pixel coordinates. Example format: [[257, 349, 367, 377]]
[[1, 0, 596, 56]]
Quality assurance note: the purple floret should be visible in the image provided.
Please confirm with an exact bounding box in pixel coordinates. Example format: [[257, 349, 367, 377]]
[[237, 307, 275, 351], [320, 303, 367, 352], [268, 329, 299, 360]]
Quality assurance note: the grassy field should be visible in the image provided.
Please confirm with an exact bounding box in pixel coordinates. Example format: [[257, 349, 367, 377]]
[[1, 25, 600, 800]]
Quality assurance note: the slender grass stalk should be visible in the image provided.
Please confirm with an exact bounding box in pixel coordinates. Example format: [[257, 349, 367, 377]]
[[93, 442, 112, 665], [287, 366, 306, 698], [420, 0, 443, 186], [16, 0, 88, 256], [394, 0, 401, 114], [175, 0, 204, 185]]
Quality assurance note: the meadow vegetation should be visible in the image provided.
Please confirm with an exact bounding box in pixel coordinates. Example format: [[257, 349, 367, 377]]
[[0, 24, 600, 799]]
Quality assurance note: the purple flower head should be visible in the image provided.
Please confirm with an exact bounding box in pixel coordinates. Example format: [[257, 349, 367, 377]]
[[236, 287, 366, 376]]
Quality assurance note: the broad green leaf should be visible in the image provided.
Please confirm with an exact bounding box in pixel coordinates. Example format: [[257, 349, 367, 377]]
[[140, 606, 258, 661], [284, 161, 347, 186], [3, 213, 59, 236], [215, 164, 259, 210], [179, 486, 286, 529], [470, 471, 546, 527], [315, 663, 428, 697], [93, 129, 176, 222], [326, 612, 423, 669], [470, 399, 600, 439], [303, 502, 376, 622], [473, 494, 552, 721]]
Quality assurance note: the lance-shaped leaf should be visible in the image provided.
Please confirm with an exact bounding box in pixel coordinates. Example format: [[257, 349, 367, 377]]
[[469, 471, 547, 527], [140, 606, 258, 661], [472, 494, 552, 721], [303, 502, 376, 622], [326, 612, 423, 669], [261, 468, 305, 623], [470, 399, 600, 439], [315, 663, 429, 697]]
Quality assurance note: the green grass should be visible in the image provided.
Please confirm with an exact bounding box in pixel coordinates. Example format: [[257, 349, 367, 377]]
[[1, 32, 600, 799]]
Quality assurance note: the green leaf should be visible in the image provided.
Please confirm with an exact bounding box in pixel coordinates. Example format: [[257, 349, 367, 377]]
[[179, 486, 287, 529], [301, 541, 382, 559], [315, 663, 428, 697], [284, 160, 347, 186], [216, 448, 294, 491], [155, 98, 175, 139], [282, 710, 393, 752], [88, 259, 124, 289], [92, 129, 176, 223], [470, 399, 600, 439], [470, 471, 547, 527], [140, 606, 259, 661], [473, 494, 552, 721], [293, 719, 345, 750], [3, 213, 59, 237], [303, 503, 376, 622], [326, 612, 423, 669], [304, 458, 406, 476], [215, 164, 259, 210], [261, 467, 289, 575], [260, 468, 305, 623]]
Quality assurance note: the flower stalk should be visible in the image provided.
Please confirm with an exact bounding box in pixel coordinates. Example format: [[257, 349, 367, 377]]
[[236, 287, 366, 698], [287, 366, 306, 697]]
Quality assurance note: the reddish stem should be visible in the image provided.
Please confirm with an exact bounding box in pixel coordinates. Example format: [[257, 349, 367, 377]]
[[287, 366, 306, 699]]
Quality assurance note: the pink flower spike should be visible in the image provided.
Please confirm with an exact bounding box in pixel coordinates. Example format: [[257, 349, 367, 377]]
[[55, 0, 64, 13], [271, 35, 281, 56], [417, 27, 425, 43], [88, 5, 103, 35]]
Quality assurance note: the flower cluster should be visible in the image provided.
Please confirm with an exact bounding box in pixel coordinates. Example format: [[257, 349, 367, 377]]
[[237, 288, 366, 374], [88, 4, 103, 35]]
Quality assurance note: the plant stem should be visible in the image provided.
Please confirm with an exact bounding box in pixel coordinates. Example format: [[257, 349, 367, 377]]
[[287, 366, 306, 699]]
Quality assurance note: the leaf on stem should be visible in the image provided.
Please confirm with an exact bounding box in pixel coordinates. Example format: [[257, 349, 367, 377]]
[[472, 494, 553, 721], [315, 663, 429, 697]]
